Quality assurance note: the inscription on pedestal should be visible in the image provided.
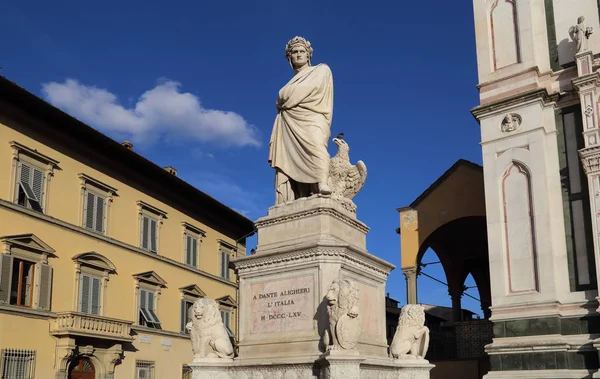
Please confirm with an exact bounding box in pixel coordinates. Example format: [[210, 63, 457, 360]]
[[250, 275, 315, 334]]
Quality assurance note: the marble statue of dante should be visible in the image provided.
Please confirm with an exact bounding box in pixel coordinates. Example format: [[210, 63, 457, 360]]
[[268, 36, 334, 204]]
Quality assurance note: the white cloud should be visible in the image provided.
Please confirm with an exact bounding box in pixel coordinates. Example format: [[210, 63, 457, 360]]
[[191, 148, 215, 160], [41, 79, 260, 147]]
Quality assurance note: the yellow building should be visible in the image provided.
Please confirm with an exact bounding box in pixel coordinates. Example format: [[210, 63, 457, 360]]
[[0, 76, 255, 379]]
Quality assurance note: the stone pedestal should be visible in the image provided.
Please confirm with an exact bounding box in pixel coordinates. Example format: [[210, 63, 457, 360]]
[[234, 195, 393, 361], [317, 351, 364, 379], [190, 195, 433, 378]]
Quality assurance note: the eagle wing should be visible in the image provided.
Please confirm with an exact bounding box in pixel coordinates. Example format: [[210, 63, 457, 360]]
[[342, 160, 367, 199]]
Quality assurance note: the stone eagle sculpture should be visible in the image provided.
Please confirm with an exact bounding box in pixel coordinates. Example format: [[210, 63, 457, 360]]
[[328, 133, 367, 212]]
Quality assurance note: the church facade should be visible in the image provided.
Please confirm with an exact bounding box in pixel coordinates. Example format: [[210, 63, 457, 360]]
[[470, 0, 600, 377]]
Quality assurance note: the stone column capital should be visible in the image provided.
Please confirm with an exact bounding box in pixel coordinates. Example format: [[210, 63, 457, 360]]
[[580, 146, 600, 175], [401, 266, 418, 278]]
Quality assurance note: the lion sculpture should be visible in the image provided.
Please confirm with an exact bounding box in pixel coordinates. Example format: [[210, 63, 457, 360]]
[[389, 304, 430, 360], [186, 298, 234, 360], [323, 276, 361, 351]]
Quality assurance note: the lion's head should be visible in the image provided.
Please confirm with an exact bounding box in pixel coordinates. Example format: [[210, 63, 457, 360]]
[[191, 298, 222, 328], [398, 304, 425, 327], [326, 277, 359, 321]]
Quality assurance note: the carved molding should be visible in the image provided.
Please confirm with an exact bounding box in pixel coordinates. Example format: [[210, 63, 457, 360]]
[[471, 88, 558, 120], [256, 206, 370, 234], [580, 146, 600, 174], [234, 245, 394, 277]]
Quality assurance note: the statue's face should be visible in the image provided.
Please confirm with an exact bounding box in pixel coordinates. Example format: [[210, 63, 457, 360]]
[[193, 301, 206, 319], [290, 45, 309, 68], [326, 282, 339, 305]]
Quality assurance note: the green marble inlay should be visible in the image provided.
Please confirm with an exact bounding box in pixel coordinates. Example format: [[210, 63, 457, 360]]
[[491, 351, 598, 371]]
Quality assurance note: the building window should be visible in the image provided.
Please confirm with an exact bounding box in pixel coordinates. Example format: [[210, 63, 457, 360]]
[[220, 252, 230, 279], [72, 252, 115, 317], [557, 106, 596, 290], [220, 310, 231, 329], [136, 361, 154, 379], [133, 271, 166, 329], [9, 141, 59, 214], [218, 240, 236, 280], [79, 274, 102, 315], [83, 191, 106, 234], [137, 202, 167, 254], [182, 223, 205, 268], [78, 174, 117, 236], [16, 162, 44, 212], [216, 295, 237, 338], [139, 289, 161, 329], [141, 215, 158, 253], [185, 234, 198, 267], [0, 348, 36, 379], [0, 234, 55, 311], [9, 258, 35, 307]]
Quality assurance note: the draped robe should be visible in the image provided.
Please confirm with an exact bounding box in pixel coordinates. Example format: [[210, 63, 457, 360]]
[[269, 64, 334, 188]]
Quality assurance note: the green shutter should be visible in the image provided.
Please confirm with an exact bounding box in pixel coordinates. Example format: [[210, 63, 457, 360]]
[[95, 196, 105, 233], [80, 275, 91, 313], [185, 235, 191, 265], [180, 300, 186, 333], [142, 217, 149, 250], [31, 168, 44, 203], [91, 277, 101, 315], [0, 254, 14, 304], [38, 264, 53, 311], [85, 192, 96, 230], [192, 238, 198, 268], [150, 219, 157, 252]]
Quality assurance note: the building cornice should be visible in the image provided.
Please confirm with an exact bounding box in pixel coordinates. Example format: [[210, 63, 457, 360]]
[[0, 199, 238, 288], [471, 88, 559, 121]]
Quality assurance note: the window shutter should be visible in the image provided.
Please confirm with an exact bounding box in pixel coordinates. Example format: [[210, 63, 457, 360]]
[[38, 264, 53, 311], [80, 275, 91, 313], [85, 192, 96, 230], [150, 219, 157, 252], [91, 277, 101, 315], [185, 235, 190, 265], [140, 289, 147, 309], [95, 196, 105, 233], [32, 168, 44, 203], [192, 238, 198, 268], [223, 253, 230, 279], [147, 291, 154, 311], [180, 300, 186, 333], [0, 254, 14, 304], [142, 217, 149, 250], [19, 162, 31, 186]]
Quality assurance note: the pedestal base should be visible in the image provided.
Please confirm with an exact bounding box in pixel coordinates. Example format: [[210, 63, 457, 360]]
[[189, 357, 434, 379]]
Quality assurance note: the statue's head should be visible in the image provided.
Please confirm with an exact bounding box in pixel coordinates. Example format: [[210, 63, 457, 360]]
[[578, 16, 585, 24], [285, 36, 313, 69], [398, 304, 426, 327], [192, 298, 222, 326], [326, 277, 359, 316]]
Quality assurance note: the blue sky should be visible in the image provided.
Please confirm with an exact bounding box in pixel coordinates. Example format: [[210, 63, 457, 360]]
[[2, 1, 484, 315]]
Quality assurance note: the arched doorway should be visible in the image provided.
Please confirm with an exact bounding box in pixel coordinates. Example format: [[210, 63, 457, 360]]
[[68, 357, 95, 379]]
